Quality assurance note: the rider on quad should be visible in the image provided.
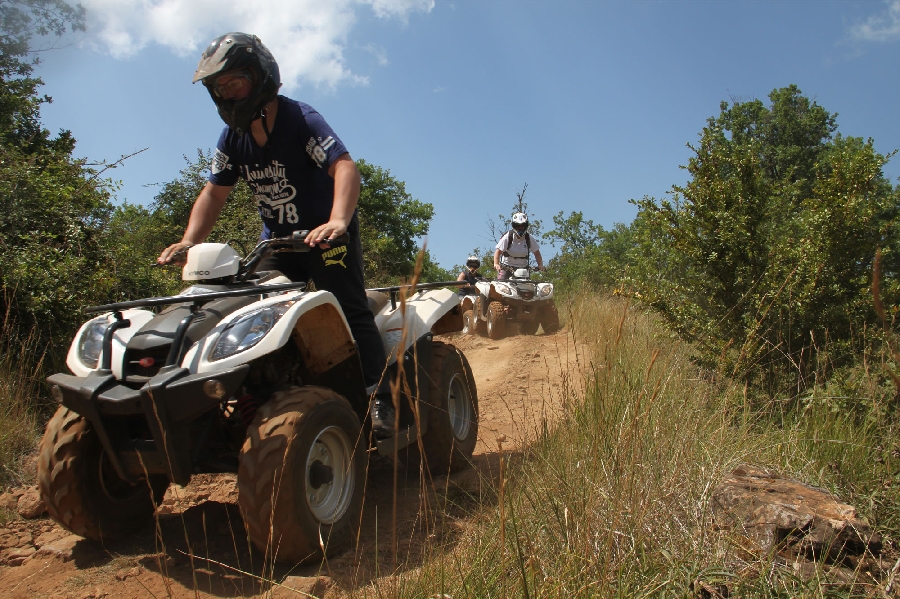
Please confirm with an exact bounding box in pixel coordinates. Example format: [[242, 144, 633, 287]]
[[156, 32, 392, 436], [457, 255, 483, 296], [493, 212, 544, 279]]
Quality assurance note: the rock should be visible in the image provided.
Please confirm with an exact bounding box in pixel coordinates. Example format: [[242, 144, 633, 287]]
[[273, 576, 333, 598], [0, 530, 19, 549], [115, 566, 144, 581], [0, 492, 18, 512], [36, 534, 83, 561], [711, 464, 882, 564], [3, 545, 36, 566], [17, 487, 46, 519], [34, 529, 68, 548]]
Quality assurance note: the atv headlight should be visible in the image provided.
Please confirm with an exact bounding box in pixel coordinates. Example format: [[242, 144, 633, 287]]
[[78, 316, 111, 368], [539, 284, 553, 297], [210, 301, 293, 361], [496, 283, 512, 296]]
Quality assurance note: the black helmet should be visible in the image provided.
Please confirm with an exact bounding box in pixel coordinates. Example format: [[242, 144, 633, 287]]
[[466, 255, 480, 269], [193, 32, 281, 136]]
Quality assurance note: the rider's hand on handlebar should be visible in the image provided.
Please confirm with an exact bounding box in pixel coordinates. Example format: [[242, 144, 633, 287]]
[[157, 241, 195, 266], [305, 218, 348, 248]]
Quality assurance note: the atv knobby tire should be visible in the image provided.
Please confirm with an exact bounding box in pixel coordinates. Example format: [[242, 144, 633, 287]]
[[401, 341, 479, 476], [37, 406, 169, 541], [462, 310, 476, 336], [540, 303, 561, 334], [238, 386, 365, 564], [473, 297, 488, 336], [486, 301, 506, 340], [518, 318, 540, 335]]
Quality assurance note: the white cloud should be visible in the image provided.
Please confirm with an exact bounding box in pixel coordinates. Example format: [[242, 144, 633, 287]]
[[78, 0, 433, 90], [849, 0, 900, 43], [362, 44, 389, 66]]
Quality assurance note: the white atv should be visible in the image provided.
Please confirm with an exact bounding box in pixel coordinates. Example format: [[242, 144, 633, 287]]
[[37, 231, 478, 564], [459, 266, 559, 339]]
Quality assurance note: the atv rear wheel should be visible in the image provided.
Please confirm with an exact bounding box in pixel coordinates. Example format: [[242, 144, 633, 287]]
[[486, 301, 506, 340], [37, 406, 169, 541], [238, 386, 365, 564], [539, 303, 560, 334], [462, 310, 476, 336], [519, 318, 540, 335], [401, 341, 478, 476]]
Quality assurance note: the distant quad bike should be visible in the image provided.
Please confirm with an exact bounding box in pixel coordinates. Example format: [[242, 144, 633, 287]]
[[459, 267, 558, 340], [37, 231, 478, 564]]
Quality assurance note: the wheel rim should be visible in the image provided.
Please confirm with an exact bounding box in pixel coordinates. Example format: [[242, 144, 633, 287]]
[[446, 372, 473, 441], [305, 426, 355, 524]]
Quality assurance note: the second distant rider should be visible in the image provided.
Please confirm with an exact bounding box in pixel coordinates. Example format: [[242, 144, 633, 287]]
[[156, 32, 394, 437], [457, 255, 483, 295]]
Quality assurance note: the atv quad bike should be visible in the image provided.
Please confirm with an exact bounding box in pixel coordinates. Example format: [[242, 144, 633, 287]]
[[459, 267, 558, 340], [38, 231, 478, 564]]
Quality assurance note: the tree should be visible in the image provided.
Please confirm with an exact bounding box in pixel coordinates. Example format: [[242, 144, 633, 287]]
[[543, 211, 636, 294], [0, 0, 115, 363], [356, 159, 434, 284], [630, 85, 900, 387], [486, 182, 544, 243]]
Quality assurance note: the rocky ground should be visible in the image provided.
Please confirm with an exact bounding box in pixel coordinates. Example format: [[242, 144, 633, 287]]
[[0, 327, 586, 598]]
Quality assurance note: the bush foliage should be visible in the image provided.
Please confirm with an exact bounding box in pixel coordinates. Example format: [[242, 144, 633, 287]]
[[546, 85, 900, 402]]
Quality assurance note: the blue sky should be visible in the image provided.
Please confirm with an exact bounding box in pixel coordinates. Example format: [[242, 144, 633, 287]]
[[34, 0, 900, 271]]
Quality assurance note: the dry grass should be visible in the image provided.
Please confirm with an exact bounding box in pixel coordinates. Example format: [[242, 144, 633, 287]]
[[351, 292, 899, 598], [0, 310, 43, 491]]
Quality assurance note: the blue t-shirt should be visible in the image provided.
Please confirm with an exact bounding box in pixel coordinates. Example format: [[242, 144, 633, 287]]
[[208, 97, 350, 238]]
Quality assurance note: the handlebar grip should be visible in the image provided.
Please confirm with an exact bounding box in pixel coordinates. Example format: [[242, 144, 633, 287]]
[[290, 230, 350, 247]]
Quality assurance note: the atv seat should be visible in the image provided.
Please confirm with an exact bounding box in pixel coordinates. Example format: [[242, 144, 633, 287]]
[[366, 290, 390, 316]]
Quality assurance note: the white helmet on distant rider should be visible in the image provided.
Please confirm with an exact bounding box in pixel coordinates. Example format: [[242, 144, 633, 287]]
[[511, 212, 528, 238], [466, 255, 480, 269]]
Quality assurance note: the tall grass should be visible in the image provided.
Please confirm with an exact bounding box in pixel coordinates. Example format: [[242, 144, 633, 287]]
[[0, 310, 43, 489], [362, 293, 897, 598]]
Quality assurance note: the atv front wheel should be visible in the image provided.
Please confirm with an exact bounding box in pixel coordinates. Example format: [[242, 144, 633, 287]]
[[486, 301, 506, 340], [540, 303, 560, 334], [462, 310, 476, 336], [473, 297, 488, 336], [238, 386, 365, 564], [37, 406, 169, 541], [402, 342, 478, 476]]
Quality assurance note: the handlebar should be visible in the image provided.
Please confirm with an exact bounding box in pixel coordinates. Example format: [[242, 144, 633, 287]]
[[289, 230, 350, 247], [157, 230, 351, 272]]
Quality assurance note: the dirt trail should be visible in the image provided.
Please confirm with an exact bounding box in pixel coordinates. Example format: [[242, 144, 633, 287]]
[[0, 328, 587, 598]]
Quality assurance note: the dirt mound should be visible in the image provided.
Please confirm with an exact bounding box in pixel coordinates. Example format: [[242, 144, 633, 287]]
[[0, 328, 586, 598]]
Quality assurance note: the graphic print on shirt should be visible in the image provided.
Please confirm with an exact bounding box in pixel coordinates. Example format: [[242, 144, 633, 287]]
[[322, 245, 348, 268], [212, 149, 231, 175], [306, 136, 336, 168], [242, 160, 299, 224]]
